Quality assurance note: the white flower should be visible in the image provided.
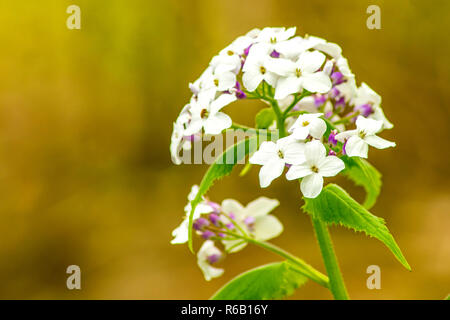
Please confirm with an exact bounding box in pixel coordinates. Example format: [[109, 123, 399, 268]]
[[221, 197, 283, 253], [171, 185, 214, 245], [335, 116, 396, 158], [170, 106, 192, 165], [186, 94, 236, 135], [197, 240, 224, 281], [289, 113, 327, 140], [286, 140, 345, 198], [249, 136, 306, 188], [255, 27, 296, 45], [354, 83, 393, 130], [242, 43, 279, 91], [198, 67, 237, 102], [267, 50, 332, 99]]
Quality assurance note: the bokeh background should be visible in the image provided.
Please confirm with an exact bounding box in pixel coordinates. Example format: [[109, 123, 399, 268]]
[[0, 0, 448, 299]]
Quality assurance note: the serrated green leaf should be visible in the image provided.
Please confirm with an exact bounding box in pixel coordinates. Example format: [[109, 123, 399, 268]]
[[255, 108, 275, 129], [188, 136, 259, 252], [302, 184, 411, 271], [342, 156, 382, 209], [211, 261, 308, 300]]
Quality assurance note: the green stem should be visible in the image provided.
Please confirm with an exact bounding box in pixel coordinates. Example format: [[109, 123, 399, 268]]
[[269, 99, 286, 138], [333, 111, 360, 125], [311, 217, 349, 300], [245, 237, 329, 288]]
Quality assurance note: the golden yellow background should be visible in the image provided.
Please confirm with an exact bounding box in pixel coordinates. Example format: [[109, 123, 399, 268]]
[[0, 0, 448, 299]]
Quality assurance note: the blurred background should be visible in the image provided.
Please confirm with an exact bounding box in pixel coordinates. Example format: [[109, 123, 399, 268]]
[[0, 0, 448, 299]]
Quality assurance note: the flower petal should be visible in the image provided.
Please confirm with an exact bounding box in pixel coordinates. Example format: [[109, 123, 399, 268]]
[[204, 112, 232, 135], [244, 197, 280, 218], [274, 76, 302, 100], [259, 158, 285, 188], [364, 135, 396, 149], [304, 140, 326, 164], [300, 174, 324, 198], [243, 69, 264, 92], [253, 215, 283, 241], [298, 50, 326, 73], [301, 72, 332, 94], [318, 156, 345, 177], [221, 199, 245, 219], [335, 129, 357, 142], [249, 141, 278, 165], [355, 116, 382, 135], [346, 136, 369, 158], [286, 164, 312, 180], [308, 118, 327, 139]]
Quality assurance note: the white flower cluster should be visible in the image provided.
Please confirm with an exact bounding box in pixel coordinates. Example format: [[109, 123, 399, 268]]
[[171, 185, 283, 281], [171, 26, 396, 196]]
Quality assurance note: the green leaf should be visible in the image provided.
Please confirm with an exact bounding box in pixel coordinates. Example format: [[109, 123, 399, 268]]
[[188, 136, 259, 252], [211, 261, 308, 300], [255, 108, 275, 129], [302, 184, 411, 271], [341, 156, 382, 209]]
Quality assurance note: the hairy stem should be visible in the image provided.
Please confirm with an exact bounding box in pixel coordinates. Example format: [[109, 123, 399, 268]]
[[311, 217, 349, 300]]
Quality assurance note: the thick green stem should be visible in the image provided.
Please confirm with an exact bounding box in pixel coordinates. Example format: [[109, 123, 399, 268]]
[[311, 217, 349, 300]]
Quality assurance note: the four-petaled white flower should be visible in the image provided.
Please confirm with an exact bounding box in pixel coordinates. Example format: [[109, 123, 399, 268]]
[[286, 140, 345, 198], [289, 113, 327, 140], [242, 43, 279, 91], [267, 50, 332, 99], [197, 240, 224, 281], [186, 94, 236, 135], [249, 136, 306, 188], [335, 116, 396, 159], [354, 83, 393, 130], [220, 197, 283, 253], [171, 185, 213, 245]]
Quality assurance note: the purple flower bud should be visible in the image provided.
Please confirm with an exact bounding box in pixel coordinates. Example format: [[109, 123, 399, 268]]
[[235, 81, 247, 99], [193, 218, 210, 231], [270, 50, 280, 58], [285, 163, 292, 169], [207, 253, 221, 264], [314, 94, 327, 107], [202, 230, 215, 239], [208, 201, 221, 214], [218, 233, 226, 238], [244, 44, 252, 57], [228, 212, 236, 220], [243, 216, 255, 226], [209, 213, 220, 226], [331, 72, 344, 85], [355, 103, 374, 117], [328, 130, 338, 146], [225, 223, 235, 230], [328, 149, 337, 156], [335, 96, 346, 110], [330, 87, 340, 99], [325, 111, 333, 119]]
